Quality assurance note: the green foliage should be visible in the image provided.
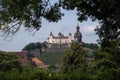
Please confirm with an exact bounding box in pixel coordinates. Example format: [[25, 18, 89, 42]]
[[0, 52, 21, 71], [22, 42, 47, 57], [0, 0, 63, 37], [90, 68, 120, 80], [88, 50, 120, 80], [92, 51, 116, 70], [82, 42, 99, 50], [0, 69, 19, 80], [0, 67, 50, 80], [23, 42, 47, 51], [39, 51, 63, 65], [19, 67, 49, 80], [61, 42, 87, 73], [47, 65, 58, 73], [98, 40, 120, 68], [112, 48, 120, 67], [0, 64, 119, 80]]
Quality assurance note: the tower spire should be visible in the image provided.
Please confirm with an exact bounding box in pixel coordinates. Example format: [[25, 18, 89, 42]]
[[74, 24, 82, 45]]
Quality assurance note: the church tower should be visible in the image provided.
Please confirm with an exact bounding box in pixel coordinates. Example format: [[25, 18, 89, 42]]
[[74, 24, 82, 45]]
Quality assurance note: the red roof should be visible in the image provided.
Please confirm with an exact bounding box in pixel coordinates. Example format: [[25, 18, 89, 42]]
[[9, 51, 29, 66], [32, 57, 46, 68], [32, 57, 43, 64]]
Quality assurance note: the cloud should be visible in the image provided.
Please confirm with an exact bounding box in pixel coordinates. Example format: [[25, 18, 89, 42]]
[[81, 25, 96, 34]]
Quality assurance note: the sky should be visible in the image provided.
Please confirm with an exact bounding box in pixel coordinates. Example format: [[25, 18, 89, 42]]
[[0, 1, 99, 52]]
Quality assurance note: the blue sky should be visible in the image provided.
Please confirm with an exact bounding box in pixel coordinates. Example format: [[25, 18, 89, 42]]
[[0, 1, 99, 51]]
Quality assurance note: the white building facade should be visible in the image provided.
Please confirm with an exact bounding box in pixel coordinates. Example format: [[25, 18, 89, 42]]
[[46, 32, 72, 44]]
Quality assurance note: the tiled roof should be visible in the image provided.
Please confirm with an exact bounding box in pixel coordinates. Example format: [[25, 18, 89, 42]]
[[32, 57, 46, 68], [15, 52, 28, 62], [32, 57, 43, 64], [9, 51, 29, 66]]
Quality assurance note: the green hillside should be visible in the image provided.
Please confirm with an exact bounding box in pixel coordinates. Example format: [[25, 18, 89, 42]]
[[38, 48, 94, 66], [38, 51, 64, 65]]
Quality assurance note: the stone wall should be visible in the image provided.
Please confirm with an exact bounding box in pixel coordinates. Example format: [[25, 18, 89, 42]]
[[47, 43, 70, 53]]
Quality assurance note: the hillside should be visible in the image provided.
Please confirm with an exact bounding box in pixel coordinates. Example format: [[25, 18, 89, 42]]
[[38, 51, 64, 65], [38, 47, 94, 66]]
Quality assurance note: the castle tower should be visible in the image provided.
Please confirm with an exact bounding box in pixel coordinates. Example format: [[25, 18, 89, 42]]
[[68, 33, 72, 43], [49, 31, 54, 37], [74, 24, 82, 45]]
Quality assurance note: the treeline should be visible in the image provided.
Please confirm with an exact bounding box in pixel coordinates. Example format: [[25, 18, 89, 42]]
[[23, 42, 98, 51], [82, 42, 99, 50], [22, 42, 47, 51]]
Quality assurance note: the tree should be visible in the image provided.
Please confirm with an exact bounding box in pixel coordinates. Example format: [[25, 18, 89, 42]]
[[0, 52, 21, 71], [82, 42, 99, 50], [23, 42, 47, 56], [61, 42, 87, 73], [0, 0, 63, 38], [23, 43, 36, 50], [23, 42, 47, 50], [88, 50, 120, 80]]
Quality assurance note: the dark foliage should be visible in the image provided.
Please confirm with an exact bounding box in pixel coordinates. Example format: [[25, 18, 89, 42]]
[[0, 52, 21, 71], [0, 0, 63, 38], [23, 42, 47, 50], [82, 42, 98, 50]]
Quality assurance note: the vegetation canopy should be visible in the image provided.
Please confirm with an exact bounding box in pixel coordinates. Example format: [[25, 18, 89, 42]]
[[0, 52, 21, 71], [0, 0, 63, 38]]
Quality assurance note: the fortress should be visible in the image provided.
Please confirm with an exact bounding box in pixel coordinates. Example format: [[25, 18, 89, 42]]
[[46, 32, 72, 46], [46, 24, 82, 52]]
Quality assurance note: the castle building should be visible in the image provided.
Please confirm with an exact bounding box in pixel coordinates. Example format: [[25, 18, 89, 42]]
[[45, 24, 82, 52], [46, 32, 72, 44], [46, 32, 72, 51]]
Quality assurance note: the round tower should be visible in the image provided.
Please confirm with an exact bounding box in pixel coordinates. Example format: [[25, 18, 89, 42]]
[[74, 24, 82, 45]]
